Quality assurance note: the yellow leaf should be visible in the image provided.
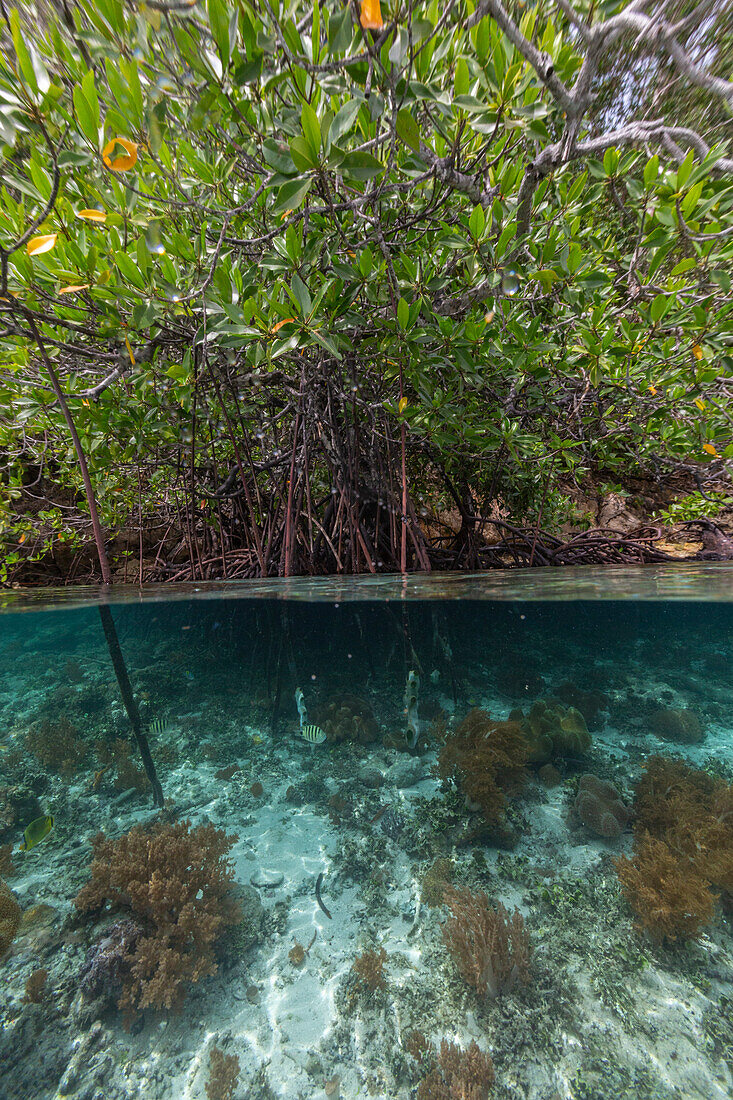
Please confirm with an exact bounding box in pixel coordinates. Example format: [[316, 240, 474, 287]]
[[360, 0, 383, 29], [77, 208, 107, 222], [694, 398, 706, 411], [27, 233, 57, 256], [18, 533, 26, 544], [271, 317, 295, 333], [102, 137, 138, 173], [692, 344, 703, 360], [398, 396, 408, 413], [703, 443, 719, 456], [124, 335, 136, 366], [648, 384, 657, 395], [59, 284, 90, 294]]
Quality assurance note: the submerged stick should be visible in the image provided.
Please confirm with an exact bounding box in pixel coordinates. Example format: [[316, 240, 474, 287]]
[[98, 603, 164, 808]]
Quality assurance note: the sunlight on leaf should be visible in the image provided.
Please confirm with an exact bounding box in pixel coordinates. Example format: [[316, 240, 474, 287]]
[[27, 234, 58, 255], [102, 137, 139, 172]]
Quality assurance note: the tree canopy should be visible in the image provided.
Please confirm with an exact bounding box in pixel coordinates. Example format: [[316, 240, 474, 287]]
[[0, 0, 732, 580]]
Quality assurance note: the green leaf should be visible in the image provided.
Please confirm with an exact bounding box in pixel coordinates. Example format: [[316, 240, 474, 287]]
[[208, 0, 232, 66], [329, 99, 361, 147], [603, 148, 619, 176], [468, 205, 485, 239], [290, 273, 312, 316], [328, 8, 353, 54], [10, 11, 38, 95], [396, 108, 421, 153], [339, 150, 383, 180], [115, 252, 146, 290], [650, 293, 669, 324], [301, 103, 321, 159], [644, 154, 659, 188], [289, 135, 318, 172], [397, 297, 409, 330], [273, 177, 313, 213], [675, 149, 695, 191], [73, 85, 97, 145], [454, 58, 469, 98]]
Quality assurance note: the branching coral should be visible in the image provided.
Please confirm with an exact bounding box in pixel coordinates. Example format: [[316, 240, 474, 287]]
[[206, 1045, 240, 1100], [415, 1038, 494, 1100], [75, 820, 240, 1019], [95, 738, 150, 793], [26, 717, 87, 775], [352, 946, 388, 992], [615, 833, 716, 941], [437, 709, 528, 823], [442, 887, 531, 999], [0, 878, 21, 957], [574, 774, 630, 839], [615, 756, 733, 939]]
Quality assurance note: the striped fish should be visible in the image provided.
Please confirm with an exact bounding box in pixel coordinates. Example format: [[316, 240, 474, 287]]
[[149, 718, 169, 735], [301, 724, 327, 745]]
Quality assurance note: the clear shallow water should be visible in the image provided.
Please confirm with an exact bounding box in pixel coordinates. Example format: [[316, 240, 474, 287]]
[[0, 567, 732, 1100]]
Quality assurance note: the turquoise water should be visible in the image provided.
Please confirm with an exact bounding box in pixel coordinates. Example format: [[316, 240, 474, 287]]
[[1, 567, 732, 1100]]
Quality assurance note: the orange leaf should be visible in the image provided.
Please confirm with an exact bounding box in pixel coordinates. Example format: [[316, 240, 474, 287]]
[[271, 317, 295, 333], [102, 137, 138, 173], [360, 0, 383, 29], [59, 284, 90, 294], [27, 233, 57, 256], [18, 533, 26, 544], [648, 384, 657, 395], [692, 344, 703, 360], [703, 443, 719, 456], [77, 208, 107, 222]]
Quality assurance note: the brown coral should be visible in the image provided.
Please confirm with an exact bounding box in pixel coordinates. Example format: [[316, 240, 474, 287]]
[[615, 757, 733, 940], [416, 1039, 494, 1100], [650, 708, 704, 744], [510, 699, 591, 763], [352, 946, 388, 992], [574, 774, 630, 839], [437, 709, 528, 823], [421, 858, 453, 908], [95, 739, 150, 793], [23, 967, 48, 1003], [75, 820, 240, 1019], [205, 1045, 240, 1100], [0, 878, 21, 957], [26, 717, 87, 775], [442, 887, 531, 999], [615, 833, 716, 941], [314, 694, 379, 744]]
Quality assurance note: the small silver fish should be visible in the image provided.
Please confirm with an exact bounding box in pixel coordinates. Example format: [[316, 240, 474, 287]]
[[301, 724, 326, 745]]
